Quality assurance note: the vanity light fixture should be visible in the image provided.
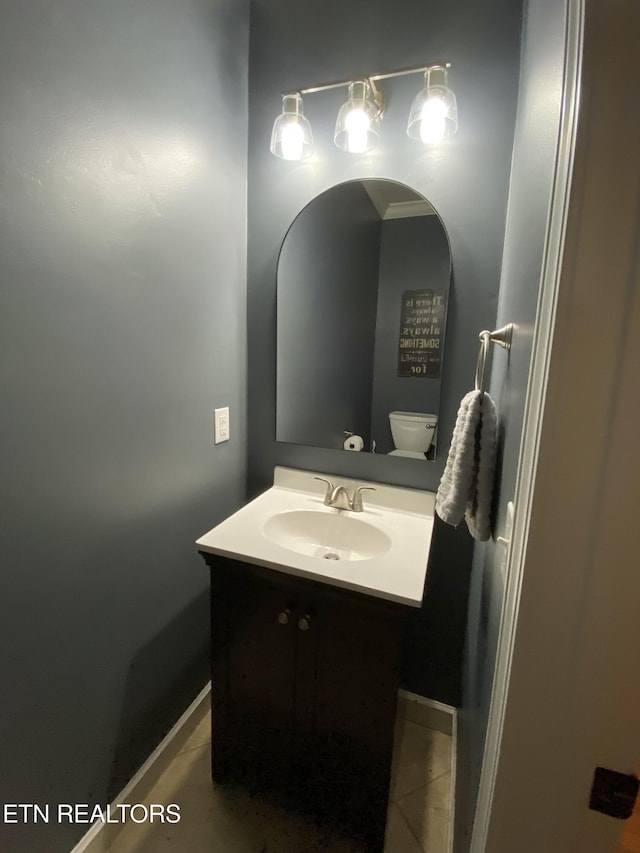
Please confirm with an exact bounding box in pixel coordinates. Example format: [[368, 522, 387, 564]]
[[269, 62, 456, 160], [407, 64, 458, 143], [270, 93, 314, 161]]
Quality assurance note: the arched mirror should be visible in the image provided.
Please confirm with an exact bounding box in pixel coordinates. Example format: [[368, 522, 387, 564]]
[[276, 179, 451, 461]]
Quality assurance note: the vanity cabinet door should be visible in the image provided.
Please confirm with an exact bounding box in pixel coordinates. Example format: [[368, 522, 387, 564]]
[[210, 559, 297, 792], [294, 584, 403, 847], [206, 555, 407, 852]]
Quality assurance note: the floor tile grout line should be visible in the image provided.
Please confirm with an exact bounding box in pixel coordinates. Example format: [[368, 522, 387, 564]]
[[392, 766, 452, 804], [396, 785, 452, 820], [177, 741, 213, 757], [396, 793, 451, 853], [396, 801, 429, 853]]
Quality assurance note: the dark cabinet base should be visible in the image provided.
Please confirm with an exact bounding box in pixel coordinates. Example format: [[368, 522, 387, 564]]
[[202, 555, 409, 852]]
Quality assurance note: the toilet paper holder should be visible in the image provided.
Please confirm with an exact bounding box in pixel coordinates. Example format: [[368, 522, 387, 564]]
[[343, 431, 364, 451]]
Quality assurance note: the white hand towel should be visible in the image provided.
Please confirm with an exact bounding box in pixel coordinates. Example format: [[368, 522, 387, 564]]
[[435, 390, 497, 542]]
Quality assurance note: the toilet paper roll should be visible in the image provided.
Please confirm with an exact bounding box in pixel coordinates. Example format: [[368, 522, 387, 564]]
[[343, 435, 364, 451]]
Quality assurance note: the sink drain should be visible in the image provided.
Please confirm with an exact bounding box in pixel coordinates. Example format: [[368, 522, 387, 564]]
[[323, 552, 340, 560]]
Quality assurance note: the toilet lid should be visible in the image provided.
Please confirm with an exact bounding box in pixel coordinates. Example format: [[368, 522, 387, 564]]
[[388, 450, 427, 460]]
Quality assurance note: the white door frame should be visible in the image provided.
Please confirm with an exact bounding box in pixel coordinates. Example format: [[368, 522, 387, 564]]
[[471, 1, 640, 851]]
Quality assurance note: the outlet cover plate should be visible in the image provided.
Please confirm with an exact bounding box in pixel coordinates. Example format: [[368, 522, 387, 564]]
[[214, 407, 230, 444]]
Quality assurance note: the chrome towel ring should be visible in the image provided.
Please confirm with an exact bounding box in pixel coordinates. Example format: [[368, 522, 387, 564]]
[[474, 324, 513, 393]]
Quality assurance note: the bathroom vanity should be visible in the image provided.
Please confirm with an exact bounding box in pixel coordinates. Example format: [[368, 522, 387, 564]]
[[196, 467, 435, 851]]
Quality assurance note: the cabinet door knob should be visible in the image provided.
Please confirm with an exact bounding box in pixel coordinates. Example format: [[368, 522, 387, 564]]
[[297, 614, 311, 631], [277, 608, 291, 625]]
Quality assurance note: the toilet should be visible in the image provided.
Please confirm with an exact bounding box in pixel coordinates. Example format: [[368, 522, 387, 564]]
[[388, 411, 438, 459]]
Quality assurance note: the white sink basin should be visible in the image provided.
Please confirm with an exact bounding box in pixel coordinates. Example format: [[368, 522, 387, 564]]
[[263, 509, 392, 561], [196, 467, 435, 607]]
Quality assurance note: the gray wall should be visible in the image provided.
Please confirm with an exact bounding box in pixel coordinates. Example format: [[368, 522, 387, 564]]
[[276, 182, 380, 449], [247, 0, 523, 704], [0, 1, 248, 851], [454, 0, 568, 848], [370, 215, 451, 454]]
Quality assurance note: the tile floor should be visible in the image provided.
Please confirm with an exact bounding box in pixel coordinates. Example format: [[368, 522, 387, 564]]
[[108, 707, 452, 853]]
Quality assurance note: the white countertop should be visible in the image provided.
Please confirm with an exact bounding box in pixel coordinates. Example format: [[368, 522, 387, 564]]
[[195, 467, 435, 608]]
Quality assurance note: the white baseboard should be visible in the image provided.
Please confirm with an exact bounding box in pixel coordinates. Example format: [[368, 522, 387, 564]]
[[397, 688, 456, 735], [69, 682, 211, 853]]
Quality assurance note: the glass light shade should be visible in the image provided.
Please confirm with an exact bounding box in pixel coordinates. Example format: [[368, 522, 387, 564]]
[[270, 94, 313, 161], [407, 66, 458, 143], [334, 81, 381, 153]]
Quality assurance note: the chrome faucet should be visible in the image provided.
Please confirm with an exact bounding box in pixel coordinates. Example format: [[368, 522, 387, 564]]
[[314, 477, 376, 513]]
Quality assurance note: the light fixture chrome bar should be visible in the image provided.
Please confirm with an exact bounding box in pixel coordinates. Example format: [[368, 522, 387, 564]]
[[371, 61, 451, 85], [290, 61, 451, 97]]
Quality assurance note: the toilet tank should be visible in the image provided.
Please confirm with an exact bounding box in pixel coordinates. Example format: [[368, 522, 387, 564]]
[[389, 411, 438, 452]]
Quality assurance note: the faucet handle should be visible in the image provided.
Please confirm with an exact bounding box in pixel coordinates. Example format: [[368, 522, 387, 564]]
[[314, 476, 334, 505], [351, 486, 376, 513]]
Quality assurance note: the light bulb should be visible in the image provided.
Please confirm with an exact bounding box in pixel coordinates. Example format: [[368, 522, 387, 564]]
[[407, 66, 458, 144], [345, 108, 371, 153], [270, 94, 313, 160], [280, 121, 305, 160], [334, 80, 381, 153], [419, 98, 448, 143]]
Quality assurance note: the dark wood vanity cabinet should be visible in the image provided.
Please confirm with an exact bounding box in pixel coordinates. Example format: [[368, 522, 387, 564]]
[[201, 554, 409, 852]]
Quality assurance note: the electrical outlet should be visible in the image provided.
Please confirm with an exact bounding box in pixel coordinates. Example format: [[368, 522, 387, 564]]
[[214, 407, 230, 444]]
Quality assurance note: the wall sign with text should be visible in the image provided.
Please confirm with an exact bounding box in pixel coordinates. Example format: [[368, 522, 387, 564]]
[[397, 289, 447, 378]]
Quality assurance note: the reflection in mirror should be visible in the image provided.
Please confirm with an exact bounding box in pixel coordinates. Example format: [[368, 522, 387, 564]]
[[276, 179, 451, 461]]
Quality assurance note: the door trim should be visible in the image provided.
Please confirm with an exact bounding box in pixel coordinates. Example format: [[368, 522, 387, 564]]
[[469, 0, 585, 849]]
